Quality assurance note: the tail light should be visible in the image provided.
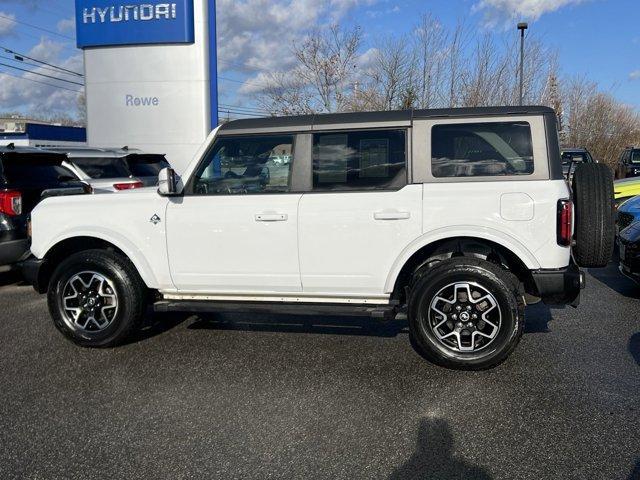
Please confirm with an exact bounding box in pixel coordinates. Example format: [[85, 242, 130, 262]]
[[0, 190, 22, 216], [113, 181, 143, 191], [557, 199, 573, 246]]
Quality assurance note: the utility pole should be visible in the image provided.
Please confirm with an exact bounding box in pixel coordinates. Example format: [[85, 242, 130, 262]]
[[517, 22, 528, 106]]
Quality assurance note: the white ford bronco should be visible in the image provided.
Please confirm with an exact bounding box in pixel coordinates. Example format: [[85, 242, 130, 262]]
[[22, 106, 615, 369]]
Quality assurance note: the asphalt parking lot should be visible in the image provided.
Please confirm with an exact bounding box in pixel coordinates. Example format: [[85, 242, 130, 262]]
[[0, 263, 638, 480]]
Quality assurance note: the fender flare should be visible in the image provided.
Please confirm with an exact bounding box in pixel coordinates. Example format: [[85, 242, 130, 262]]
[[40, 228, 160, 289], [384, 226, 541, 293]]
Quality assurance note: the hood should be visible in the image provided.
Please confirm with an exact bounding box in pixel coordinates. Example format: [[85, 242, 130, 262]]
[[614, 179, 640, 196], [619, 195, 640, 213]]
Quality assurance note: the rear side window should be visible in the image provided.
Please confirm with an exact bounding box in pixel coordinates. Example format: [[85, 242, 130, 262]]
[[1, 155, 78, 185], [126, 155, 170, 177], [431, 122, 534, 177], [313, 129, 406, 191], [72, 157, 131, 179]]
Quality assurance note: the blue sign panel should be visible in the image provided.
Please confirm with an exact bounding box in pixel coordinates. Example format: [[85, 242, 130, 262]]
[[75, 0, 195, 48]]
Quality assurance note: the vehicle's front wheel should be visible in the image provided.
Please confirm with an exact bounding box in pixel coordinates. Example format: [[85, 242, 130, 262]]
[[48, 249, 147, 347], [408, 257, 524, 370]]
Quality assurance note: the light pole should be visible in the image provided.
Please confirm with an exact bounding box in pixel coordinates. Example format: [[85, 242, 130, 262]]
[[517, 22, 528, 106]]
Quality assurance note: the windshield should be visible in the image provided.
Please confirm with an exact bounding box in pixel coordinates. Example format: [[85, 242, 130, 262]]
[[72, 157, 131, 179], [631, 150, 640, 164], [561, 151, 588, 165], [125, 154, 169, 177]]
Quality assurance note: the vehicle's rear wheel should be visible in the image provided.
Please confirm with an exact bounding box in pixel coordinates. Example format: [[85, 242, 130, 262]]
[[48, 249, 146, 347], [572, 163, 615, 268], [408, 257, 524, 370]]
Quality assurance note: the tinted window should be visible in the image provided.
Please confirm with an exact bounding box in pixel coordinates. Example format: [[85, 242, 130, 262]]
[[432, 122, 534, 177], [1, 155, 78, 185], [126, 155, 170, 177], [192, 135, 294, 195], [72, 157, 131, 179], [313, 129, 406, 191]]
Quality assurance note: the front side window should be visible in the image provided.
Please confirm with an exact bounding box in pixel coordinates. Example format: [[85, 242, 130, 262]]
[[432, 122, 534, 178], [192, 135, 294, 195], [313, 129, 406, 191]]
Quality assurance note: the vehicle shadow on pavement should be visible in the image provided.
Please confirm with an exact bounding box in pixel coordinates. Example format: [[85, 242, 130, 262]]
[[179, 305, 553, 339], [0, 269, 24, 287], [524, 302, 554, 334], [587, 262, 640, 299], [388, 417, 492, 480], [187, 312, 409, 337], [627, 459, 640, 480], [629, 333, 640, 366], [125, 310, 192, 344]]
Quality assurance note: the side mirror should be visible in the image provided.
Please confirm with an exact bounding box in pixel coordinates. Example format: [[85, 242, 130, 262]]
[[158, 167, 177, 195]]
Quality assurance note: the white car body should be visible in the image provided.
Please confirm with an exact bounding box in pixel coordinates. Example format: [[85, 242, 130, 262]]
[[30, 107, 573, 306]]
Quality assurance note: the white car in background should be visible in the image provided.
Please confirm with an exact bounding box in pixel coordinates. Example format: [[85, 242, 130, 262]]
[[46, 147, 170, 193]]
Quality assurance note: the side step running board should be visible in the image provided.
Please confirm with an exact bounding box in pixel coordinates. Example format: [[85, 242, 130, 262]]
[[154, 300, 398, 320]]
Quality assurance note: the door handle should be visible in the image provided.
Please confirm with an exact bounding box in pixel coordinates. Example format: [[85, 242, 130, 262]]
[[374, 211, 411, 221], [255, 213, 288, 222]]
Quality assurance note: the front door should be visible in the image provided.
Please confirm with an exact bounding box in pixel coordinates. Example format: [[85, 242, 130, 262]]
[[166, 134, 302, 293]]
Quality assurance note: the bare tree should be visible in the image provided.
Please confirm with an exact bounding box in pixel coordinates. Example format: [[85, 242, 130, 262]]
[[257, 25, 362, 115], [251, 13, 640, 166], [563, 76, 640, 168]]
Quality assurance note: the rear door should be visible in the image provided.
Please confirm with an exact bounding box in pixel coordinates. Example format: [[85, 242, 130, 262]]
[[297, 128, 423, 298]]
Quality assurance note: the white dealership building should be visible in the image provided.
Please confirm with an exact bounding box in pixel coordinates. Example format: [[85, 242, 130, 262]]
[[76, 0, 218, 172]]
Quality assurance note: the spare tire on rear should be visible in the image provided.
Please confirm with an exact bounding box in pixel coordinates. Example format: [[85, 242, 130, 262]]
[[571, 163, 615, 268]]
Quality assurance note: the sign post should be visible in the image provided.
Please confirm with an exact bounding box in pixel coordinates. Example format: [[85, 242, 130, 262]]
[[75, 0, 218, 173]]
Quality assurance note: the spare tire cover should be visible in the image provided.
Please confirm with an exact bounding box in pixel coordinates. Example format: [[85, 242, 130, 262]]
[[571, 163, 615, 268]]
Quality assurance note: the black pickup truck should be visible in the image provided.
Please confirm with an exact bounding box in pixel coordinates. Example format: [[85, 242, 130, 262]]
[[0, 145, 90, 268]]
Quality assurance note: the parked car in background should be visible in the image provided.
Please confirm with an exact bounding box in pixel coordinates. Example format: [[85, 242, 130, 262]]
[[0, 145, 89, 268], [23, 106, 615, 370], [46, 147, 142, 193], [615, 147, 640, 179], [617, 195, 640, 232], [120, 150, 170, 187], [614, 177, 640, 209], [561, 147, 595, 180], [618, 211, 640, 284]]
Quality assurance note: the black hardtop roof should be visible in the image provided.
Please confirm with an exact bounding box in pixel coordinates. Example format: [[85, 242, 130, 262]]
[[219, 105, 555, 133], [0, 145, 67, 158]]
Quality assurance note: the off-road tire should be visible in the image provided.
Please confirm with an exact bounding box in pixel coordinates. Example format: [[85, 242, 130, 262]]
[[572, 163, 615, 268], [48, 249, 147, 347], [408, 257, 525, 370]]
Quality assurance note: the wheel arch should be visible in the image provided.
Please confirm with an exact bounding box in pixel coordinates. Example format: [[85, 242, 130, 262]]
[[386, 231, 538, 303], [37, 233, 159, 293]]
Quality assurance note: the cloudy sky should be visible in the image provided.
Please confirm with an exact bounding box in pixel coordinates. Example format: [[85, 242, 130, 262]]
[[0, 0, 637, 119]]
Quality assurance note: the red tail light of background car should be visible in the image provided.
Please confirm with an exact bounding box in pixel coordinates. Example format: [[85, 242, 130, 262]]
[[0, 190, 22, 216], [113, 181, 144, 191]]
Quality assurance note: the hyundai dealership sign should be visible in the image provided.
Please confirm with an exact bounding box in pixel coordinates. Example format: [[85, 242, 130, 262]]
[[75, 0, 195, 47], [76, 0, 217, 172]]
